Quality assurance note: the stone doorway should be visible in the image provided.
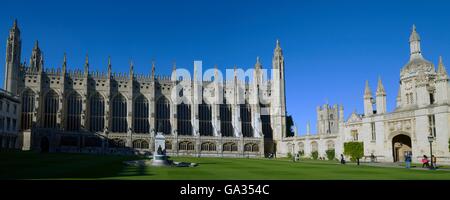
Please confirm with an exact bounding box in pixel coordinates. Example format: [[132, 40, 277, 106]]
[[40, 137, 49, 153], [392, 134, 412, 162]]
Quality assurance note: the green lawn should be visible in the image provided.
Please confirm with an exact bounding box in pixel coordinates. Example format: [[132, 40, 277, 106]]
[[1, 151, 449, 180]]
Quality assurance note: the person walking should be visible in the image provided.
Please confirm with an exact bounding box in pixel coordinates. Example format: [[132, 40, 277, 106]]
[[431, 155, 437, 169], [421, 155, 429, 168], [340, 154, 346, 164], [405, 152, 412, 169]]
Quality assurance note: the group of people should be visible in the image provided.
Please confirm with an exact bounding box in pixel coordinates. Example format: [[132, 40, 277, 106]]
[[404, 152, 437, 169]]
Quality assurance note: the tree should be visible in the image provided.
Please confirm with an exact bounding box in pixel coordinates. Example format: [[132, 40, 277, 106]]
[[286, 115, 294, 137], [344, 142, 364, 165]]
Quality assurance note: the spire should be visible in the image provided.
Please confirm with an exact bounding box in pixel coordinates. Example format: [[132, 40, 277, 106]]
[[34, 40, 39, 50], [84, 54, 89, 74], [10, 19, 19, 33], [376, 76, 386, 95], [364, 80, 372, 98], [129, 60, 134, 77], [12, 19, 18, 30], [438, 56, 448, 76], [255, 56, 262, 69], [107, 56, 112, 74], [151, 60, 155, 79], [62, 53, 67, 73], [409, 24, 423, 60], [274, 39, 282, 55]]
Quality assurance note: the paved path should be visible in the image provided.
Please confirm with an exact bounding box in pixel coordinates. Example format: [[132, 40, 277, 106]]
[[359, 162, 450, 171]]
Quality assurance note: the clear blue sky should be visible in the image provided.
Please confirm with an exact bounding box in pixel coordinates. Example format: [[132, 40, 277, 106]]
[[1, 0, 450, 135]]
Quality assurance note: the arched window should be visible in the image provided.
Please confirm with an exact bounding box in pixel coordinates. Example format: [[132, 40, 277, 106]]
[[244, 143, 252, 152], [134, 95, 149, 133], [199, 100, 213, 136], [21, 89, 35, 130], [260, 104, 272, 139], [240, 103, 253, 137], [132, 139, 149, 149], [220, 99, 233, 137], [43, 90, 59, 128], [156, 96, 171, 134], [244, 143, 259, 152], [177, 103, 192, 135], [165, 141, 172, 150], [89, 93, 105, 132], [179, 141, 194, 151], [109, 138, 126, 148], [112, 94, 127, 132], [201, 142, 216, 151], [223, 142, 238, 152], [66, 92, 82, 131], [252, 144, 259, 152]]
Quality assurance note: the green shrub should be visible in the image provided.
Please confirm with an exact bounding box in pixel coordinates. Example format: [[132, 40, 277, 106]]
[[311, 151, 319, 160], [298, 150, 304, 156], [344, 142, 364, 163], [326, 149, 335, 160]]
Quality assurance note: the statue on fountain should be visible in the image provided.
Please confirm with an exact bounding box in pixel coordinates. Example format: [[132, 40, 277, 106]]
[[151, 122, 171, 166]]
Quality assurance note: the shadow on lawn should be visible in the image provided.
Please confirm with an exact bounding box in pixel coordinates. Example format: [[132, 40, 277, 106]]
[[0, 151, 154, 180]]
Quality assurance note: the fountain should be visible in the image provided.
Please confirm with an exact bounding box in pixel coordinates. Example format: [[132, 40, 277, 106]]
[[151, 132, 171, 166]]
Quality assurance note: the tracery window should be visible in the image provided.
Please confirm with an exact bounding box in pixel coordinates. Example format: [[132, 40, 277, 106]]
[[89, 93, 105, 132], [134, 95, 149, 133], [21, 89, 35, 130], [43, 90, 59, 128], [66, 92, 82, 131], [156, 97, 171, 134], [199, 101, 213, 136], [240, 103, 253, 137], [112, 94, 127, 132], [177, 103, 192, 135], [220, 99, 233, 137]]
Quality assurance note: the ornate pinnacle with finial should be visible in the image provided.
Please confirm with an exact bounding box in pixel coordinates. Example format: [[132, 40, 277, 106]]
[[151, 60, 155, 78], [364, 80, 372, 98], [62, 53, 67, 72], [438, 56, 448, 76], [34, 40, 39, 49], [376, 76, 385, 95], [85, 54, 89, 64]]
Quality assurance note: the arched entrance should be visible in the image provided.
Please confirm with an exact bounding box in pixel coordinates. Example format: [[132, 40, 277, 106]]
[[40, 137, 50, 153], [392, 134, 412, 162]]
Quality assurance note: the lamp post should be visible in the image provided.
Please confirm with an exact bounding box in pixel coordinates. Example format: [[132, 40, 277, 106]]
[[427, 135, 435, 170]]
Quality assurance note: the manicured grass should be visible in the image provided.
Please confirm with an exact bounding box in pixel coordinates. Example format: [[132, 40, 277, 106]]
[[1, 151, 450, 180]]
